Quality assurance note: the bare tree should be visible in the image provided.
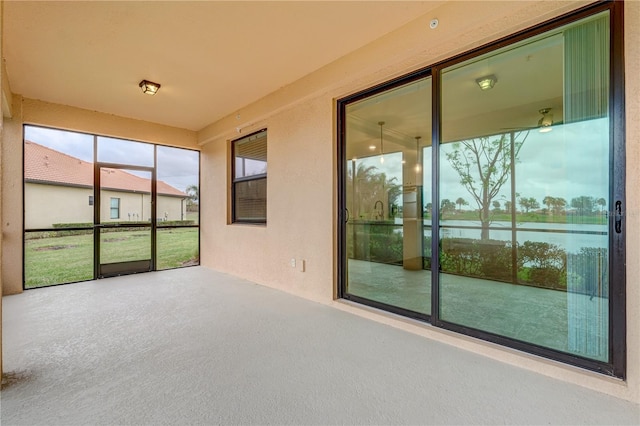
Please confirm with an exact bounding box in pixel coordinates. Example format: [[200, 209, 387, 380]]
[[445, 132, 528, 239]]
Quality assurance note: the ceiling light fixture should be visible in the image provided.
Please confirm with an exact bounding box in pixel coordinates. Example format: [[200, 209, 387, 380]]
[[139, 79, 161, 95], [475, 75, 497, 91], [538, 108, 553, 132], [378, 121, 385, 164]]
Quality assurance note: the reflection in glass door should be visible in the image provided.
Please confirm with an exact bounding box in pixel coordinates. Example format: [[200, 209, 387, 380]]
[[96, 166, 154, 277], [438, 11, 612, 363], [343, 76, 432, 317]]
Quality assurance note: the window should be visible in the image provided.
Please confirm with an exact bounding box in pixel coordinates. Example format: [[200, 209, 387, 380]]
[[339, 2, 624, 377], [110, 197, 120, 219], [232, 129, 267, 224], [89, 195, 94, 206]]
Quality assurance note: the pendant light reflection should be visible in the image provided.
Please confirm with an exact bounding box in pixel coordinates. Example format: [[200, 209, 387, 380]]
[[475, 74, 497, 91], [538, 108, 553, 133], [415, 136, 421, 172], [378, 121, 385, 164]]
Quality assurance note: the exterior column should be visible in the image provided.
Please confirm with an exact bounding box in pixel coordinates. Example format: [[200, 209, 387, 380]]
[[402, 145, 423, 270]]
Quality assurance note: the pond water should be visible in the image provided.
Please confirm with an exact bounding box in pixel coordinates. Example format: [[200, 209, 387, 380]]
[[439, 220, 607, 253]]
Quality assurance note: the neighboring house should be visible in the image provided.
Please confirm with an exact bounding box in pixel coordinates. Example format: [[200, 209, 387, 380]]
[[24, 141, 187, 229]]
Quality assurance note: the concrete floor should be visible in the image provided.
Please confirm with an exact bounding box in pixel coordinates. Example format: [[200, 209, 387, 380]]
[[2, 266, 639, 425], [348, 259, 608, 361]]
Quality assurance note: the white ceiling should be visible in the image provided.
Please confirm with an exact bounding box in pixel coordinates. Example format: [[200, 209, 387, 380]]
[[3, 1, 441, 131]]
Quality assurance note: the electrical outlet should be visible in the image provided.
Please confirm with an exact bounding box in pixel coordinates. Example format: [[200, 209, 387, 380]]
[[290, 258, 296, 268]]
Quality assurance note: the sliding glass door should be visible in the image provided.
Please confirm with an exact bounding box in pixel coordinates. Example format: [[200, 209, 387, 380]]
[[344, 77, 432, 316], [439, 11, 612, 362], [339, 3, 624, 377]]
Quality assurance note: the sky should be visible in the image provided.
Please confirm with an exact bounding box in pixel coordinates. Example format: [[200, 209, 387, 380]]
[[25, 126, 199, 192], [25, 118, 610, 211], [353, 118, 610, 212]]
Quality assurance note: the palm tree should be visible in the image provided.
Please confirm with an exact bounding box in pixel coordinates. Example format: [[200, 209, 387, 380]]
[[597, 197, 607, 215], [543, 196, 554, 215], [455, 197, 468, 212], [186, 184, 199, 212], [348, 163, 399, 220]]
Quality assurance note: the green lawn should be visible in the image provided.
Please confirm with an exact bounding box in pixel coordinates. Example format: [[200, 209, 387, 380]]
[[25, 228, 199, 289]]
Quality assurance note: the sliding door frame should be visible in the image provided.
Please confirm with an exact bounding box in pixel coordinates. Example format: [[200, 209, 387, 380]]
[[337, 0, 625, 378]]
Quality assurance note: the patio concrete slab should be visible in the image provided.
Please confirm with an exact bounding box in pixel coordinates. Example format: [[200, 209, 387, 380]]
[[2, 266, 638, 425]]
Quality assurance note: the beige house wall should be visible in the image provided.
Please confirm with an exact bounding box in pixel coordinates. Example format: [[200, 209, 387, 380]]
[[198, 1, 640, 404], [156, 195, 187, 222], [99, 191, 184, 224], [24, 184, 186, 229], [25, 184, 93, 229]]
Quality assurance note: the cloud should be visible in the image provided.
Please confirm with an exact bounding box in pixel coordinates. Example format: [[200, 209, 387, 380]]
[[25, 126, 93, 162], [24, 125, 200, 192]]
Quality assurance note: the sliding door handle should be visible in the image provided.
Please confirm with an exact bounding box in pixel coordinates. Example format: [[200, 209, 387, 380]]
[[615, 201, 622, 234]]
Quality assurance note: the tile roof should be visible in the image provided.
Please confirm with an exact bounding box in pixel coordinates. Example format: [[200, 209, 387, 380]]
[[25, 141, 186, 197]]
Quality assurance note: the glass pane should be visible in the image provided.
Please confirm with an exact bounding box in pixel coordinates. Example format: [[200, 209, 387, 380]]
[[24, 230, 93, 288], [100, 228, 151, 264], [157, 146, 199, 226], [97, 136, 154, 167], [24, 126, 94, 230], [234, 178, 267, 222], [157, 227, 199, 270], [234, 130, 267, 179], [100, 169, 152, 224], [439, 12, 610, 361], [344, 77, 432, 315]]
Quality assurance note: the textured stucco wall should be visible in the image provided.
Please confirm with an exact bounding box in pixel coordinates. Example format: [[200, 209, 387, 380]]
[[23, 98, 198, 149], [199, 1, 639, 403], [623, 0, 640, 405], [2, 93, 23, 296], [201, 95, 334, 302], [1, 0, 4, 377]]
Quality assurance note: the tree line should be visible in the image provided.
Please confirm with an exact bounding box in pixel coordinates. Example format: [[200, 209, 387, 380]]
[[439, 195, 607, 216]]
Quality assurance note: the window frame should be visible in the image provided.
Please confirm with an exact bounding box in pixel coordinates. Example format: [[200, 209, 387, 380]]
[[231, 129, 268, 225], [337, 0, 625, 378], [109, 197, 120, 219], [22, 124, 202, 289]]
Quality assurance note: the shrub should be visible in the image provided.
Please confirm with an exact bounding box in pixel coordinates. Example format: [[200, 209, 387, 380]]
[[519, 241, 566, 289]]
